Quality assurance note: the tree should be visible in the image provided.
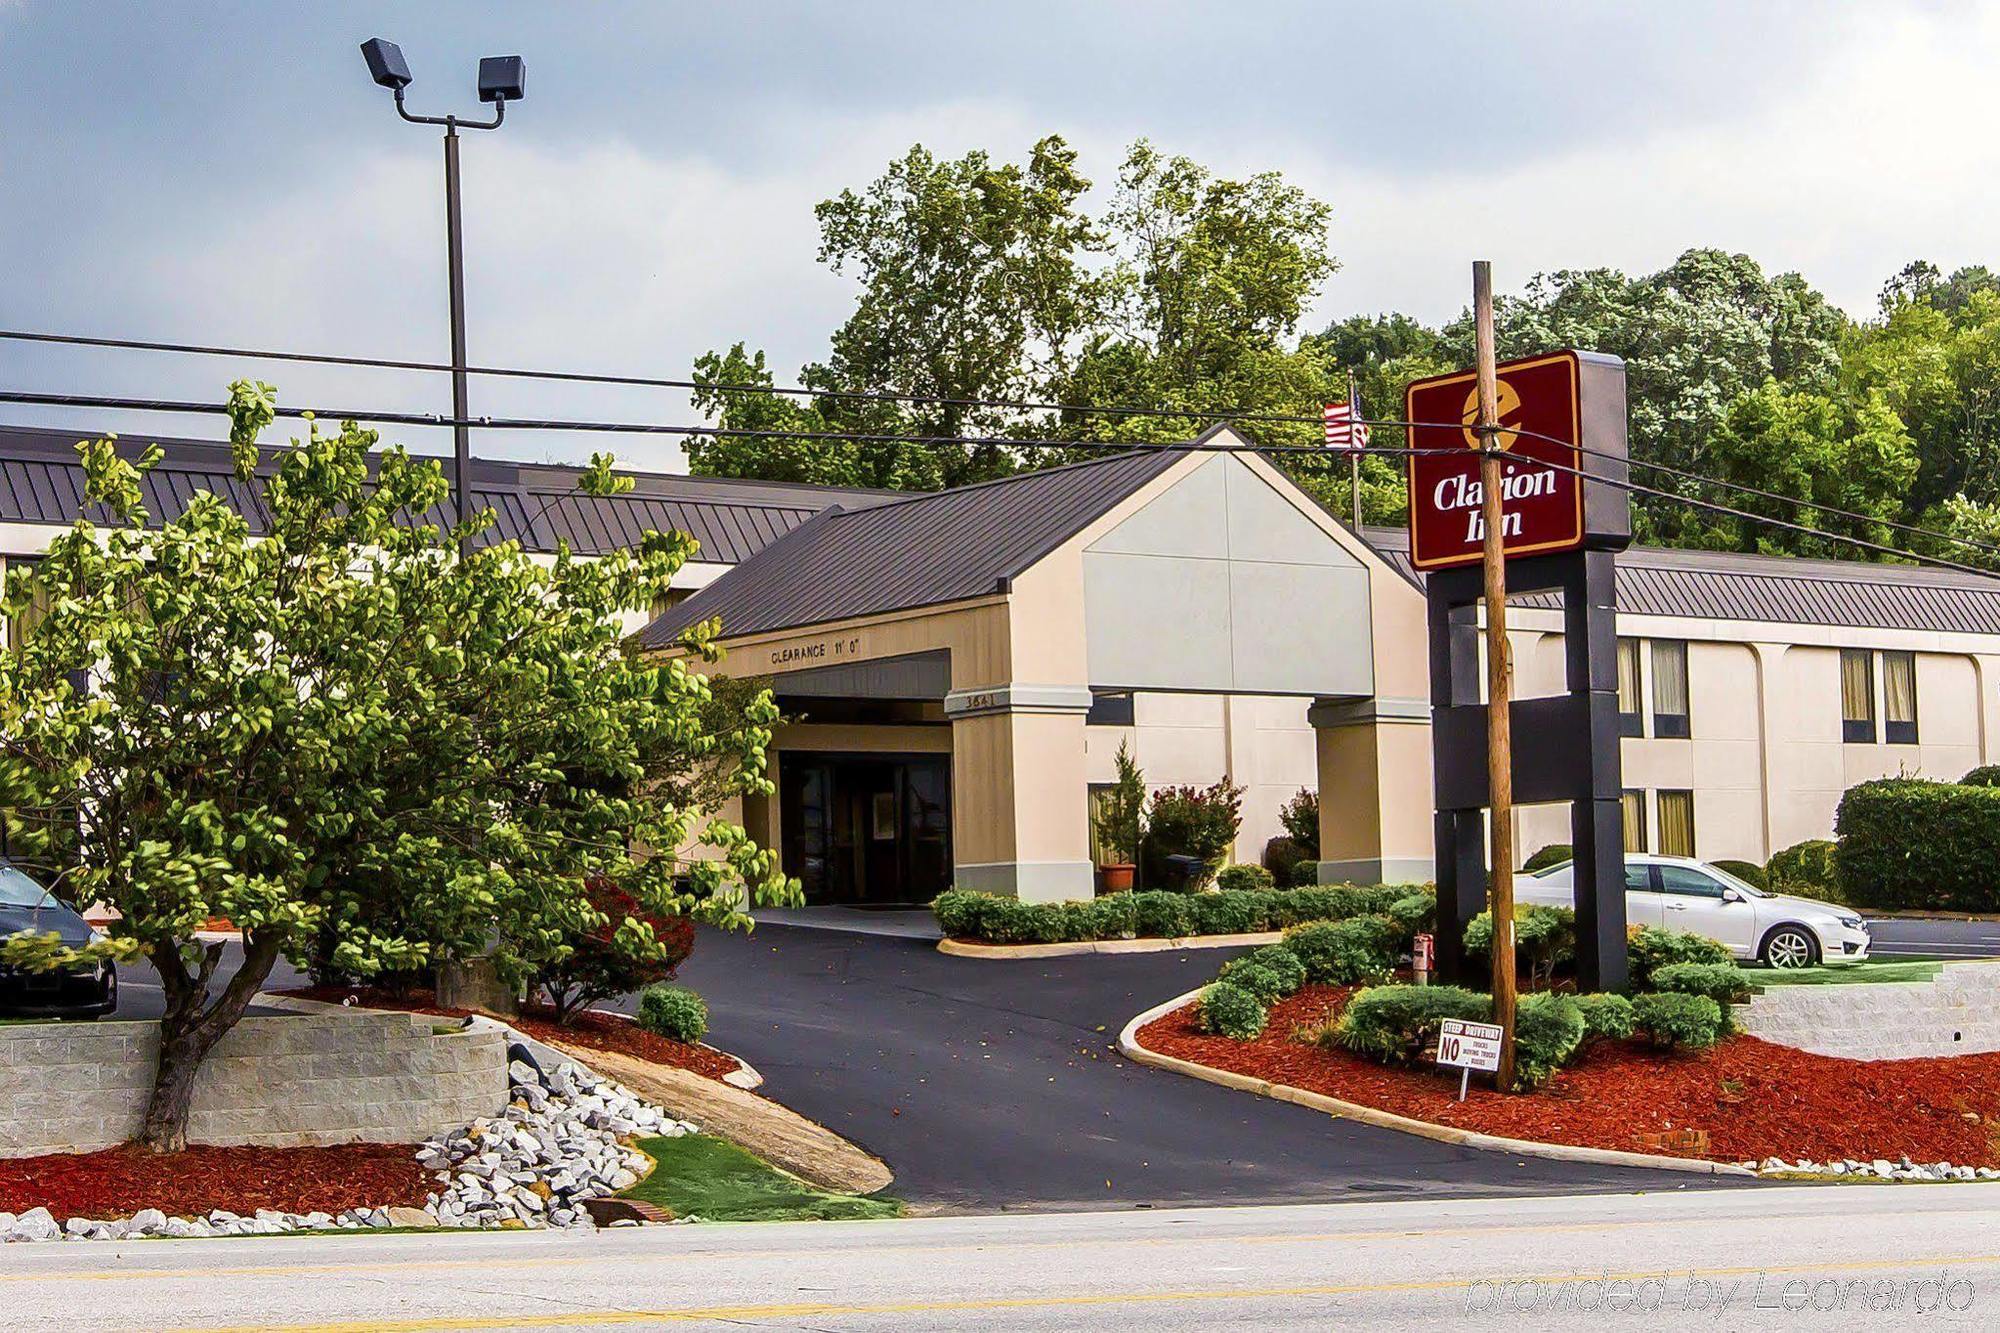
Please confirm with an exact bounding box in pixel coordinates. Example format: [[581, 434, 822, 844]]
[[1845, 286, 2000, 515], [1091, 741, 1147, 867], [0, 384, 794, 1150]]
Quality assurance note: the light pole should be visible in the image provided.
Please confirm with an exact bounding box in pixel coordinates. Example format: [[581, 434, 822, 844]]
[[359, 38, 525, 533]]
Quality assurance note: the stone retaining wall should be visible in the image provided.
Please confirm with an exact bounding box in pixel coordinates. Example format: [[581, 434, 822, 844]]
[[0, 1010, 506, 1156], [1734, 962, 2000, 1061]]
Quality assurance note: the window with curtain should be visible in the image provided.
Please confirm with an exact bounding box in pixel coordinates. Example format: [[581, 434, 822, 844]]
[[1656, 790, 1695, 856], [1620, 789, 1647, 853], [1086, 785, 1115, 866], [1883, 651, 1918, 744], [1616, 638, 1643, 737], [1840, 648, 1875, 743], [1651, 639, 1690, 738]]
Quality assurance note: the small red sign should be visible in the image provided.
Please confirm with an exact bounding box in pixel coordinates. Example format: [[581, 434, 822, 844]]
[[1405, 351, 1585, 570]]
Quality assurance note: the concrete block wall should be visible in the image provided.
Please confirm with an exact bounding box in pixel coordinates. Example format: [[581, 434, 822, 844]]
[[0, 1010, 506, 1157], [1734, 963, 2000, 1061]]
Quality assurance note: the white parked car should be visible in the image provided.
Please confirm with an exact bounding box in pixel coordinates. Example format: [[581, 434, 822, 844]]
[[1519, 854, 1870, 969]]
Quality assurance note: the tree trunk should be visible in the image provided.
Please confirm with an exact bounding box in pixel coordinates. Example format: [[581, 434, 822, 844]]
[[137, 932, 282, 1153]]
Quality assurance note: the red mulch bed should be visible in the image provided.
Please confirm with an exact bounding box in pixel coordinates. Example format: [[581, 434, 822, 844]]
[[276, 986, 740, 1083], [0, 1143, 431, 1222], [1139, 986, 2000, 1166]]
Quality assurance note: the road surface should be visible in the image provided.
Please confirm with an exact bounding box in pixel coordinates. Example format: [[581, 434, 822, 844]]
[[8, 1183, 1995, 1330]]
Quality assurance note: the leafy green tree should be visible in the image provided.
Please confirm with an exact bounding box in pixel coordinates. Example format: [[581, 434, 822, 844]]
[[1845, 287, 2000, 514], [0, 385, 794, 1150]]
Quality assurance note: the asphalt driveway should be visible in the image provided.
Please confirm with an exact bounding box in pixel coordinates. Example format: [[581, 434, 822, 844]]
[[665, 923, 1741, 1213]]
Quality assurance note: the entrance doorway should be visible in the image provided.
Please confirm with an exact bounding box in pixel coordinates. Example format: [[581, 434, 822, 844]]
[[780, 752, 952, 905]]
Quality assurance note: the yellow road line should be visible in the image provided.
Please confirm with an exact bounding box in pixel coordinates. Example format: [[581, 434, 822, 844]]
[[166, 1251, 2000, 1333]]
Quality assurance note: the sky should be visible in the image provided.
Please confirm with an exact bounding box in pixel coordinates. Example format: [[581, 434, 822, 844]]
[[2, 1, 1996, 471]]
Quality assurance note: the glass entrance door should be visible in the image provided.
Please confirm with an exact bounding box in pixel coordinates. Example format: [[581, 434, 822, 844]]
[[780, 752, 952, 905]]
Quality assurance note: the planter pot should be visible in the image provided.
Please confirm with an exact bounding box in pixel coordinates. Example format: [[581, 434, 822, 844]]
[[1100, 863, 1137, 893]]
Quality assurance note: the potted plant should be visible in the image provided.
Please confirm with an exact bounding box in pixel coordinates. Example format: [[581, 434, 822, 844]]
[[1094, 742, 1147, 892]]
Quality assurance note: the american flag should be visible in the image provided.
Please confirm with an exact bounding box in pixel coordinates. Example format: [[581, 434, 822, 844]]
[[1322, 400, 1370, 451]]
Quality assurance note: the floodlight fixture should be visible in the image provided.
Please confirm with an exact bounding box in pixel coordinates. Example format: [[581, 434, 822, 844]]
[[477, 56, 526, 104], [359, 38, 411, 91]]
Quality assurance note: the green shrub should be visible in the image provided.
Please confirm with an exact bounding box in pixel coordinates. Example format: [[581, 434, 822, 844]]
[[1216, 863, 1276, 894], [1274, 886, 1338, 923], [931, 888, 995, 938], [1649, 961, 1751, 1028], [1244, 943, 1306, 995], [1131, 890, 1196, 939], [1189, 890, 1266, 936], [1835, 778, 2000, 913], [1512, 992, 1586, 1090], [1711, 859, 1767, 890], [1960, 765, 2000, 788], [1197, 982, 1267, 1039], [1330, 984, 1489, 1063], [1279, 788, 1320, 858], [1087, 892, 1137, 939], [1261, 836, 1312, 888], [637, 984, 708, 1044], [1575, 991, 1635, 1041], [1522, 843, 1573, 872], [1631, 991, 1725, 1050], [1385, 891, 1436, 944], [1216, 958, 1288, 1003], [1627, 924, 1733, 985], [1766, 839, 1840, 902], [1289, 859, 1322, 887], [976, 899, 1065, 945], [1284, 916, 1397, 985], [1142, 781, 1244, 889], [1093, 740, 1148, 865], [1464, 905, 1577, 984]]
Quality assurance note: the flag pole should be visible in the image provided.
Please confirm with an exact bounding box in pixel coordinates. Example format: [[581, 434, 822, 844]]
[[1347, 367, 1363, 531]]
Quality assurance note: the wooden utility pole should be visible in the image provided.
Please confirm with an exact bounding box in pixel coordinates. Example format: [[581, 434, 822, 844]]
[[1473, 260, 1517, 1091]]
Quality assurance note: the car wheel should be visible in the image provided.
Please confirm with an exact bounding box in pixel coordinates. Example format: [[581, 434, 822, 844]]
[[1760, 925, 1819, 969], [95, 965, 117, 1017]]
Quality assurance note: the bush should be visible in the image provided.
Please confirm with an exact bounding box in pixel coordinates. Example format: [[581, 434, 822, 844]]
[[1087, 892, 1137, 939], [1627, 924, 1733, 985], [1289, 858, 1322, 887], [1284, 916, 1397, 985], [1766, 839, 1840, 902], [1243, 943, 1306, 995], [1649, 961, 1751, 1027], [1216, 957, 1288, 1003], [931, 888, 995, 938], [1216, 863, 1275, 894], [1631, 991, 1725, 1050], [637, 984, 708, 1044], [1711, 859, 1767, 890], [1961, 765, 2000, 788], [1279, 788, 1320, 857], [1330, 984, 1489, 1063], [1197, 982, 1267, 1039], [1262, 836, 1313, 888], [1522, 843, 1573, 872], [1142, 781, 1245, 889], [1835, 778, 2000, 912], [1385, 891, 1436, 944], [1189, 890, 1267, 936], [1093, 741, 1147, 865], [1132, 890, 1197, 939], [534, 878, 697, 1024], [1512, 992, 1586, 1090], [975, 899, 1065, 945], [1575, 991, 1635, 1041], [1464, 905, 1577, 985]]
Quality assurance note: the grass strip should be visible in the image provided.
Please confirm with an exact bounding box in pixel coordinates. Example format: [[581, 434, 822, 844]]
[[623, 1134, 901, 1223], [1753, 958, 1946, 987]]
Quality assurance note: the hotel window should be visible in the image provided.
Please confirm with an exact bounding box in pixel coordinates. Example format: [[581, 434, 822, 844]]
[[1883, 651, 1918, 745], [1656, 789, 1695, 857], [1086, 691, 1136, 727], [1650, 640, 1690, 739], [1620, 789, 1647, 853], [1616, 638, 1643, 737], [1086, 784, 1116, 865], [1840, 649, 1876, 743]]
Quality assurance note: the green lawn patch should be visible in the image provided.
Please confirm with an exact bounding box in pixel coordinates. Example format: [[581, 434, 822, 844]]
[[624, 1135, 902, 1222], [1753, 958, 1947, 987]]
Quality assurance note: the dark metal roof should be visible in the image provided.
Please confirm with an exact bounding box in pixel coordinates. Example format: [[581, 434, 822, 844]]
[[1360, 527, 2000, 635], [637, 447, 1186, 647], [0, 425, 890, 562]]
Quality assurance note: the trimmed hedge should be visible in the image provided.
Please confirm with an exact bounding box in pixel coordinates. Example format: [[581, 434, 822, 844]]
[[933, 883, 1436, 946], [1631, 991, 1725, 1050], [1522, 843, 1573, 872], [1575, 991, 1635, 1041], [1463, 905, 1577, 983], [1766, 838, 1840, 903], [1197, 982, 1267, 1039], [1284, 915, 1399, 985], [1711, 859, 1767, 890], [637, 984, 708, 1044], [1218, 943, 1306, 1001], [1329, 983, 1489, 1063], [1649, 961, 1751, 1029], [1836, 778, 2000, 912], [1627, 924, 1732, 985], [1216, 864, 1276, 894], [1512, 992, 1585, 1090]]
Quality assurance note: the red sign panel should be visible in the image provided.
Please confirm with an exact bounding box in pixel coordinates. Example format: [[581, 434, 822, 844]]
[[1404, 350, 1585, 571]]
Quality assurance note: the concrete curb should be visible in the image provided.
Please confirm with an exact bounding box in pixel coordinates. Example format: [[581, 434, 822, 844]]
[[1115, 988, 1757, 1179], [938, 930, 1283, 960]]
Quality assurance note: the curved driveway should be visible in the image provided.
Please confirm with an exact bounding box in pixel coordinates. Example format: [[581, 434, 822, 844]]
[[668, 923, 1741, 1213]]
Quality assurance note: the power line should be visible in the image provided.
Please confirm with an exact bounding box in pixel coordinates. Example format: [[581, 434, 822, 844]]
[[4, 385, 1996, 580]]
